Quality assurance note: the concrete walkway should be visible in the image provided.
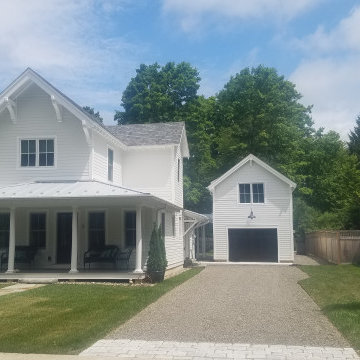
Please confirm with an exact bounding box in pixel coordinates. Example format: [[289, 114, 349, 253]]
[[81, 339, 359, 359], [0, 283, 45, 296]]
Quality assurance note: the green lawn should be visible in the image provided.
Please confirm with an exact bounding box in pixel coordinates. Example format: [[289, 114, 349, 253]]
[[0, 267, 203, 354], [0, 282, 13, 289], [299, 265, 360, 351]]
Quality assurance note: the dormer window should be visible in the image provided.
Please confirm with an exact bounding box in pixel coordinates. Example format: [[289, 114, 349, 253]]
[[239, 183, 264, 203], [20, 139, 55, 167]]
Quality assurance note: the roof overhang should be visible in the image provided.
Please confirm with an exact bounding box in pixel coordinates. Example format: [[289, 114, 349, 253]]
[[207, 154, 297, 193], [0, 180, 181, 211]]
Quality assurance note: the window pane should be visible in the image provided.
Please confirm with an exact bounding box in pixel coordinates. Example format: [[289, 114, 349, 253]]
[[47, 140, 54, 153], [21, 140, 28, 153], [125, 211, 136, 247], [252, 183, 264, 203], [29, 140, 36, 153], [39, 140, 46, 153], [0, 214, 9, 249], [30, 213, 46, 248], [21, 154, 28, 167], [89, 212, 105, 250], [108, 149, 114, 181], [47, 153, 54, 166], [39, 153, 46, 166], [28, 154, 36, 166], [239, 183, 251, 203]]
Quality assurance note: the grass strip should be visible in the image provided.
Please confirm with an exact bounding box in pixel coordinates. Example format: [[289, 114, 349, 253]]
[[0, 267, 203, 354], [299, 264, 360, 351]]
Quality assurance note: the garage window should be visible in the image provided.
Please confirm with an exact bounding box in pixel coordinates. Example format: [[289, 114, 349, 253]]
[[239, 183, 264, 203]]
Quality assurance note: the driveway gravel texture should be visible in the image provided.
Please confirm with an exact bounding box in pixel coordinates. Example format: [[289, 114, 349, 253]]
[[108, 265, 349, 347]]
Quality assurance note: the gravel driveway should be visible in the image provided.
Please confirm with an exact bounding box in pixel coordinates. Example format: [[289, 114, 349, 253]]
[[108, 265, 348, 347]]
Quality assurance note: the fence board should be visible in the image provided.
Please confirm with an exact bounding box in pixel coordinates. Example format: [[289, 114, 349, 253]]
[[305, 230, 360, 264]]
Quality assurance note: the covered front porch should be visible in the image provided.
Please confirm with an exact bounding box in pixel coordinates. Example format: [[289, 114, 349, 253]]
[[0, 180, 180, 280]]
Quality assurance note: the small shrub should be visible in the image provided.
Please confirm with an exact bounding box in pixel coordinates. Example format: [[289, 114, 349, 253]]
[[147, 224, 167, 273]]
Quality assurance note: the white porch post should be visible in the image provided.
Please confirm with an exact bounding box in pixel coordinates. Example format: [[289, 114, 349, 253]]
[[134, 206, 143, 273], [70, 207, 78, 273], [196, 227, 200, 260], [6, 207, 16, 273]]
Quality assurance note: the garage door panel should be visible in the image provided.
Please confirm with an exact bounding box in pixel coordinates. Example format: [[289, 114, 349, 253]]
[[228, 228, 278, 262]]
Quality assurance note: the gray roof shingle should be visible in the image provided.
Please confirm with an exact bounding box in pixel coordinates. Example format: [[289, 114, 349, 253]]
[[106, 122, 185, 146]]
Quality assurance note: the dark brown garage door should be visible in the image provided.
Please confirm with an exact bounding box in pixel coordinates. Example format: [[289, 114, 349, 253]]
[[228, 228, 278, 262]]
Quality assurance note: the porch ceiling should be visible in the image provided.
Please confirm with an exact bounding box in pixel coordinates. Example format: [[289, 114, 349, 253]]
[[0, 180, 180, 210]]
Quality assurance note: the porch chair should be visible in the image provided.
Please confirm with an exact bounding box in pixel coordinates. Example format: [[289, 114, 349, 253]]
[[83, 245, 119, 269], [117, 248, 132, 270], [0, 246, 38, 271]]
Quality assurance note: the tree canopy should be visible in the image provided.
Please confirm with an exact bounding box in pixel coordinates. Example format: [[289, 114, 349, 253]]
[[83, 106, 103, 123], [114, 62, 360, 233]]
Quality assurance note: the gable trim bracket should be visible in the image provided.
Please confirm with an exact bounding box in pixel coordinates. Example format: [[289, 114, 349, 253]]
[[81, 120, 92, 146], [3, 97, 17, 123], [51, 95, 62, 122]]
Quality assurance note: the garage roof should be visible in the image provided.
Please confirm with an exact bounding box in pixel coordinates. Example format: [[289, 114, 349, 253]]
[[207, 154, 297, 192]]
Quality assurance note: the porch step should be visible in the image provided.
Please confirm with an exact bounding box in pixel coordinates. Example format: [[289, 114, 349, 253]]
[[19, 278, 58, 284]]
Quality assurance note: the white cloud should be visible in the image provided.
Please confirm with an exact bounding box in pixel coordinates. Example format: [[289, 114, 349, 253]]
[[0, 0, 144, 125], [289, 6, 360, 138], [293, 6, 360, 54], [290, 56, 360, 138], [162, 0, 322, 32]]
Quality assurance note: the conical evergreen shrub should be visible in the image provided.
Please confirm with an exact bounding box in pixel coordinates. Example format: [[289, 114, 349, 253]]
[[147, 224, 167, 272]]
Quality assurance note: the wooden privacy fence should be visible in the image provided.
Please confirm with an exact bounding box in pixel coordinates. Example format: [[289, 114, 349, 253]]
[[305, 230, 360, 264]]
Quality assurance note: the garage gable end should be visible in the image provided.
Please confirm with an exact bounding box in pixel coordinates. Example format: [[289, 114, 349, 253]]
[[207, 154, 296, 193]]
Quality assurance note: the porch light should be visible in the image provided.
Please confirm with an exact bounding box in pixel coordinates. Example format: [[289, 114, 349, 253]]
[[248, 209, 256, 220]]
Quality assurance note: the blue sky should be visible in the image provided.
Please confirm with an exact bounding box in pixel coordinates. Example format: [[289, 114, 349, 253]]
[[0, 0, 360, 137]]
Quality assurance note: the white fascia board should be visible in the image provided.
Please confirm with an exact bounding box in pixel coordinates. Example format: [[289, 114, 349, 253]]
[[0, 68, 127, 151], [207, 154, 297, 192]]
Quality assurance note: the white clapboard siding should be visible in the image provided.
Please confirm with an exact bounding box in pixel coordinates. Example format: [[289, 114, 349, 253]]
[[122, 147, 174, 203], [164, 210, 184, 268], [213, 160, 294, 262], [92, 132, 123, 185], [173, 145, 184, 208], [0, 83, 90, 186]]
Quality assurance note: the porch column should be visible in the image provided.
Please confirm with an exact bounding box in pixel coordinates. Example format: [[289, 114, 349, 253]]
[[70, 207, 78, 273], [6, 207, 16, 273], [134, 206, 143, 273], [196, 227, 200, 260]]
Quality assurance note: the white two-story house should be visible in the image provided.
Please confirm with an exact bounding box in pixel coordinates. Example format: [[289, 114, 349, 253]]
[[0, 68, 195, 279]]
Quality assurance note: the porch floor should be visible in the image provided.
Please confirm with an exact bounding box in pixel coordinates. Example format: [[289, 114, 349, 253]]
[[0, 269, 145, 282]]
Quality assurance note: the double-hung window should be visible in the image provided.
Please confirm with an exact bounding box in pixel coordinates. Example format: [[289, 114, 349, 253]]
[[125, 211, 136, 247], [239, 183, 264, 203], [30, 213, 46, 248], [88, 212, 105, 250], [20, 139, 55, 167]]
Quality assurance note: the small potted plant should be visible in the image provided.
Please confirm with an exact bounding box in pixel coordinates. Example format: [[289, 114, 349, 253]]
[[147, 224, 167, 282]]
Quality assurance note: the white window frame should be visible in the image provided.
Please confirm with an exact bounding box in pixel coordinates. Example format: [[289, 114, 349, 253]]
[[17, 136, 57, 169], [238, 183, 265, 204], [107, 147, 114, 182]]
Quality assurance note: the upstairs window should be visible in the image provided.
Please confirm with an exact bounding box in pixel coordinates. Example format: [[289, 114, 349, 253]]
[[239, 183, 264, 204], [39, 139, 54, 166], [21, 140, 36, 167], [108, 148, 114, 182], [20, 139, 54, 167]]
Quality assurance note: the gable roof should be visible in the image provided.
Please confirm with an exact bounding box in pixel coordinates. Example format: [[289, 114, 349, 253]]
[[106, 122, 189, 155], [0, 68, 189, 155], [207, 154, 297, 192]]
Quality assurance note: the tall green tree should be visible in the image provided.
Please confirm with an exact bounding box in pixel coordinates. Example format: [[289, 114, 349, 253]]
[[348, 114, 360, 161], [214, 66, 314, 182], [83, 106, 103, 123], [115, 62, 200, 124]]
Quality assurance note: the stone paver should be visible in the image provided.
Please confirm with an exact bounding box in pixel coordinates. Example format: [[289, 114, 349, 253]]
[[81, 339, 360, 359], [0, 282, 45, 296]]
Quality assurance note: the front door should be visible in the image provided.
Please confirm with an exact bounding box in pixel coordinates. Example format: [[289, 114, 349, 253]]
[[57, 213, 72, 264]]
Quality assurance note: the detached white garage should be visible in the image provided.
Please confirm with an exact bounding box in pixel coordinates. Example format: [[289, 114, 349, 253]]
[[207, 154, 296, 263]]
